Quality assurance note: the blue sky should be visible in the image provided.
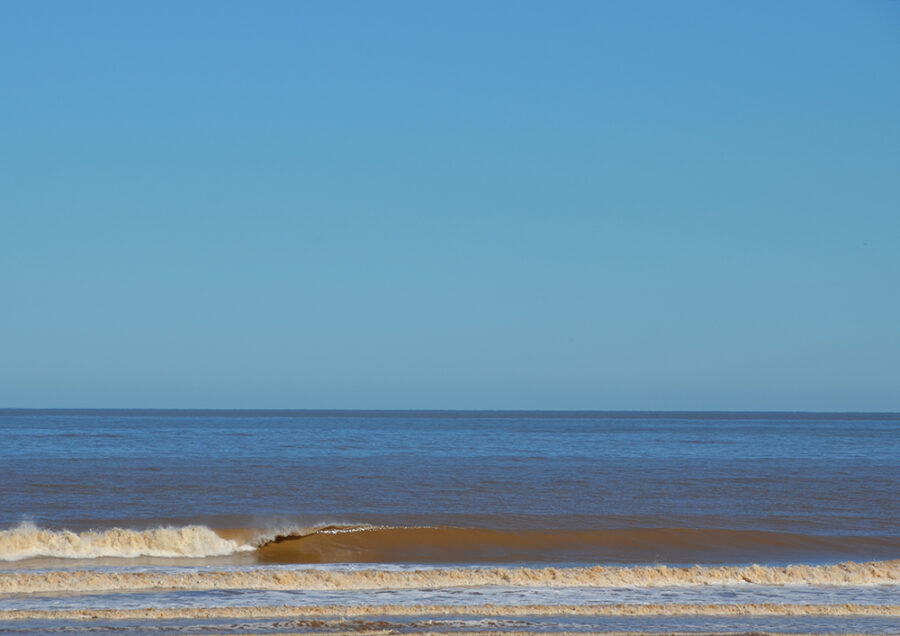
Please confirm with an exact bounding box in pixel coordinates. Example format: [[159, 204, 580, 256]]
[[2, 1, 898, 410]]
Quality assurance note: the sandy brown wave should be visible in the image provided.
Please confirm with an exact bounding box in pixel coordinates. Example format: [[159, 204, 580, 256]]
[[243, 526, 900, 564], [2, 561, 898, 595], [1, 603, 898, 622], [7, 523, 898, 565]]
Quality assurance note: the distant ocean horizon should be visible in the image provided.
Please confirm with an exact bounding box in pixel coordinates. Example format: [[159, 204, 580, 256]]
[[2, 409, 898, 633], [5, 407, 899, 414]]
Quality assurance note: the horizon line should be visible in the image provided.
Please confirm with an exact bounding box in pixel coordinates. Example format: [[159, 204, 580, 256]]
[[1, 407, 898, 417]]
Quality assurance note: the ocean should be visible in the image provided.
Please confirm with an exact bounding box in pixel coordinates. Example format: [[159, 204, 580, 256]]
[[1, 409, 898, 634]]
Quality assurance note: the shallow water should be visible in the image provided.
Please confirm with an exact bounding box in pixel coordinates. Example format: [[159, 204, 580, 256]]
[[2, 615, 899, 635]]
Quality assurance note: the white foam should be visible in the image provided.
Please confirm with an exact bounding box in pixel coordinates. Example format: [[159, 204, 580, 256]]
[[2, 560, 898, 594], [0, 523, 254, 561]]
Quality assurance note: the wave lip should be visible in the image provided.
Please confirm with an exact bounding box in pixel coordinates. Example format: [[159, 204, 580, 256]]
[[235, 523, 392, 548], [0, 523, 254, 561]]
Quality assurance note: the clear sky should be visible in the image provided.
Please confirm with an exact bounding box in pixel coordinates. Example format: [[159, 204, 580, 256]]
[[2, 1, 898, 411]]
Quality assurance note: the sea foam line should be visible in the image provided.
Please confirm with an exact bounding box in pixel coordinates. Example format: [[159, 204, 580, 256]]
[[1, 603, 899, 621], [0, 523, 254, 561], [2, 561, 898, 594]]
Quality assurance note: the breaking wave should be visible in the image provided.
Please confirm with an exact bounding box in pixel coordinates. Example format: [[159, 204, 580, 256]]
[[3, 522, 899, 564], [0, 523, 254, 561], [2, 561, 898, 594]]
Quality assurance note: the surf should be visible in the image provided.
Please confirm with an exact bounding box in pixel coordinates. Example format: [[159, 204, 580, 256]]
[[0, 522, 254, 561], [4, 522, 899, 565], [2, 561, 899, 595]]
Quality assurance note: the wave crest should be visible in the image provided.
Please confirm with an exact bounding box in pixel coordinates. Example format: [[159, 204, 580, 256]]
[[0, 523, 254, 561]]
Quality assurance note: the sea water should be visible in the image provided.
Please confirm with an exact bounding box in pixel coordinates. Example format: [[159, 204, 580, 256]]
[[1, 410, 898, 633]]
